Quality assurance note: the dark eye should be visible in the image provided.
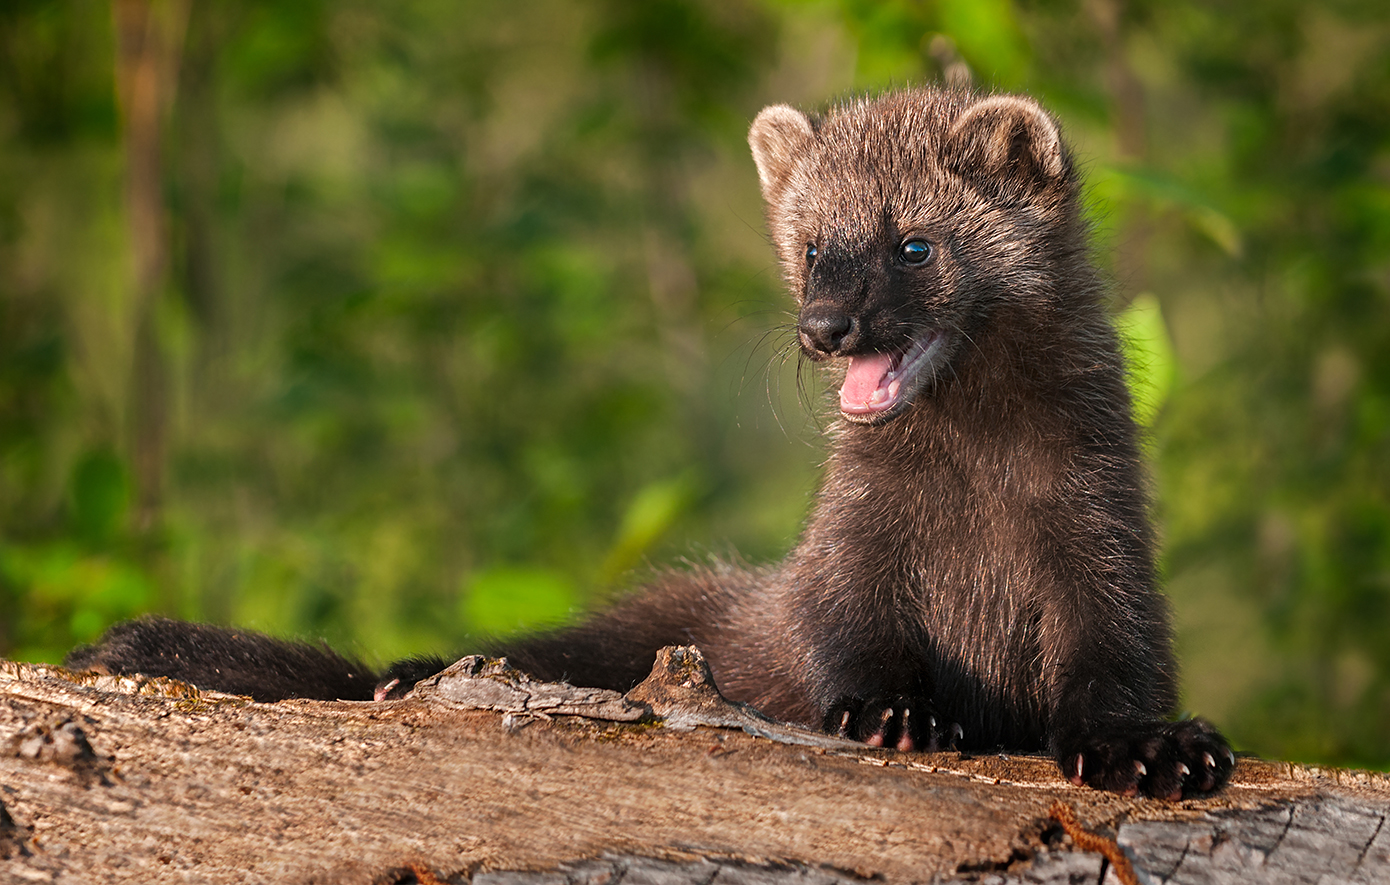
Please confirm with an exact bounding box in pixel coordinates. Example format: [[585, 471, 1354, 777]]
[[805, 243, 818, 264], [899, 239, 932, 264]]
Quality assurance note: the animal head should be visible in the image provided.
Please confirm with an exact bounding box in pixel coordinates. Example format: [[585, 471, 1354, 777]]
[[749, 88, 1082, 424]]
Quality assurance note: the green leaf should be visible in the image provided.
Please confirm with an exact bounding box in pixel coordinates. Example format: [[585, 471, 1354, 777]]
[[601, 472, 700, 583], [1115, 293, 1177, 428], [461, 566, 579, 637]]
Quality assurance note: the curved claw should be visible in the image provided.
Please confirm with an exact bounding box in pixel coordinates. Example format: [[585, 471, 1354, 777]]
[[1068, 753, 1085, 786], [823, 694, 960, 753], [1059, 717, 1234, 799]]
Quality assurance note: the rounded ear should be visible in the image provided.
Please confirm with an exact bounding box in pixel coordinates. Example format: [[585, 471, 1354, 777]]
[[946, 95, 1072, 198], [748, 104, 814, 204]]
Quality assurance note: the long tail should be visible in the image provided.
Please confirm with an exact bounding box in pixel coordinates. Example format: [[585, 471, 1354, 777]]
[[64, 606, 704, 703], [65, 566, 756, 703], [64, 617, 380, 702]]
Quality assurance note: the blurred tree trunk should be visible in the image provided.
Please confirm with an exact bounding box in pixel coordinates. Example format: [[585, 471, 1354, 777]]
[[175, 8, 225, 365], [1088, 0, 1150, 309], [111, 0, 188, 533]]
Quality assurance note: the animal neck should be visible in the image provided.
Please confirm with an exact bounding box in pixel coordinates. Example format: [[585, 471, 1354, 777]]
[[798, 292, 1135, 582]]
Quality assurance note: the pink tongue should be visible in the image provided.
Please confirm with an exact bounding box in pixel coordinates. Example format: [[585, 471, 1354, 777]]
[[839, 352, 898, 414]]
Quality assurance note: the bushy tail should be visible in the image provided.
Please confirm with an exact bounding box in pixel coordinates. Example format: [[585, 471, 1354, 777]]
[[64, 617, 379, 702], [66, 565, 756, 703]]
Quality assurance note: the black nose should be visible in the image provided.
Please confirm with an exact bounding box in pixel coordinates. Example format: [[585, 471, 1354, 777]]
[[799, 303, 855, 355]]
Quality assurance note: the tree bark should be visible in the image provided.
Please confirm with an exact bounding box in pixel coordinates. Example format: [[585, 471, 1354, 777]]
[[1, 649, 1387, 884]]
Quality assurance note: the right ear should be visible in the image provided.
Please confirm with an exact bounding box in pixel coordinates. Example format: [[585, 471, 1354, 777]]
[[945, 94, 1072, 200], [748, 104, 814, 204]]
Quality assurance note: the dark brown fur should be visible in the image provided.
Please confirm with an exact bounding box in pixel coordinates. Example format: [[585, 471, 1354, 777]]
[[67, 88, 1232, 798]]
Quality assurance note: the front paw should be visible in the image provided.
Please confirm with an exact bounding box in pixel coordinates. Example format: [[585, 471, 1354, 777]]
[[1059, 718, 1234, 799], [823, 696, 962, 752]]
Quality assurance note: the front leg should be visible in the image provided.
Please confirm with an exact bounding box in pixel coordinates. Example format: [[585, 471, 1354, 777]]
[[1043, 594, 1235, 798]]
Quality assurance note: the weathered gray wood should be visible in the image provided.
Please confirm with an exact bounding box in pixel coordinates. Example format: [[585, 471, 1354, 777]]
[[413, 655, 647, 722], [1114, 795, 1390, 884], [1, 655, 1387, 884]]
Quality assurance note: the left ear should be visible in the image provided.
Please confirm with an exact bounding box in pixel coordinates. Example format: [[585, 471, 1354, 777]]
[[945, 94, 1072, 199]]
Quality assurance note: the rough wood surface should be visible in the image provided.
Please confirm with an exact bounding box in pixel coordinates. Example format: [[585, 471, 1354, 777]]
[[1, 650, 1387, 884]]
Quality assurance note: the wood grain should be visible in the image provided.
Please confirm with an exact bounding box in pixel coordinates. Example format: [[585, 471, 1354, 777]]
[[2, 657, 1387, 884]]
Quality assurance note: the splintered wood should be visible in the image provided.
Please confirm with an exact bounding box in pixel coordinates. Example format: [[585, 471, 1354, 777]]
[[1049, 801, 1138, 885]]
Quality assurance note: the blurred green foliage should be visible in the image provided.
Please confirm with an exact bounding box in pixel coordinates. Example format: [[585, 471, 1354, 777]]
[[0, 0, 1386, 767]]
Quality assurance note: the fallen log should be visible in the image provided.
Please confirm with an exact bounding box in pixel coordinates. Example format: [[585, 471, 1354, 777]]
[[1, 648, 1386, 884]]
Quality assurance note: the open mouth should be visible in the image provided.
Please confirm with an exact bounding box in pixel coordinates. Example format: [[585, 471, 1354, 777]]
[[838, 330, 945, 421]]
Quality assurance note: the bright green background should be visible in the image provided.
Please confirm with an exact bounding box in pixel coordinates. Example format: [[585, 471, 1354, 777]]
[[2, 0, 1388, 768]]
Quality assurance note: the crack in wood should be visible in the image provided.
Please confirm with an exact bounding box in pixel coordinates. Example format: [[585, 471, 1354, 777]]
[[1162, 834, 1193, 885], [1268, 802, 1296, 860], [1351, 810, 1386, 877]]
